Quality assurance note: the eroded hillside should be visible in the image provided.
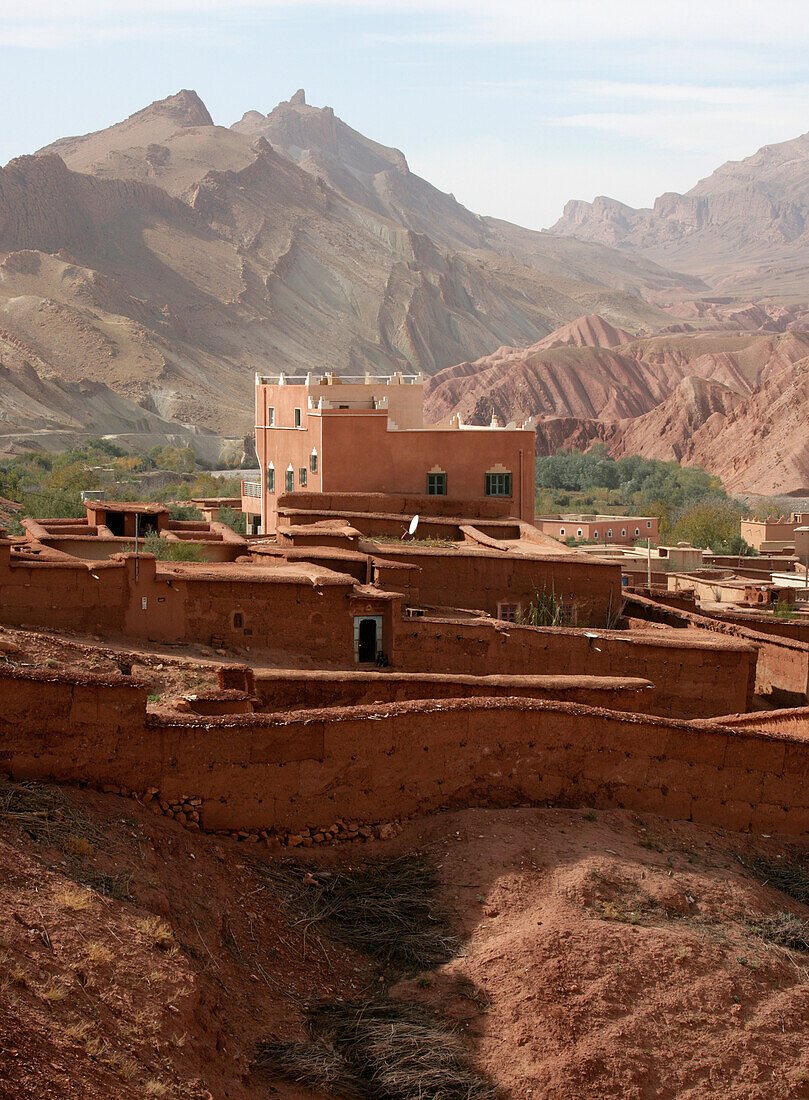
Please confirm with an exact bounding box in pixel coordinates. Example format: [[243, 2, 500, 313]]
[[0, 90, 694, 458], [2, 779, 808, 1100], [425, 317, 809, 494]]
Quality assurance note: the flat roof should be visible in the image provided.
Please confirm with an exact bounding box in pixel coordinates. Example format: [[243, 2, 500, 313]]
[[86, 501, 169, 514]]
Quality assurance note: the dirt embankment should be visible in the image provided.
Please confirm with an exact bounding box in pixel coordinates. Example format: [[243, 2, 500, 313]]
[[1, 784, 808, 1100]]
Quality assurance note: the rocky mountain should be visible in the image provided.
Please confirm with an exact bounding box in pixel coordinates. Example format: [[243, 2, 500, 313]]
[[0, 89, 700, 458], [550, 129, 809, 298], [425, 316, 809, 494]]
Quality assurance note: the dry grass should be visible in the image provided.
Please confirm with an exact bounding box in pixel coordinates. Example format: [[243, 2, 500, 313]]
[[265, 855, 459, 971], [39, 980, 70, 1003], [63, 834, 95, 858], [7, 964, 29, 989], [82, 942, 115, 966], [0, 778, 105, 851], [750, 911, 809, 952], [138, 916, 174, 951], [64, 1019, 94, 1043], [53, 887, 93, 911], [256, 998, 497, 1100], [743, 855, 809, 906], [143, 1080, 170, 1097]]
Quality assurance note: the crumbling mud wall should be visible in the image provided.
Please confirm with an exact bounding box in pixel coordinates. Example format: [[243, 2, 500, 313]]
[[0, 546, 358, 662], [251, 669, 656, 713], [1, 666, 806, 837], [624, 592, 809, 704], [394, 618, 756, 719]]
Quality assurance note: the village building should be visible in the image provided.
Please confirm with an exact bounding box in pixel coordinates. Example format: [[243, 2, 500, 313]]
[[535, 513, 659, 545], [740, 512, 809, 553], [22, 500, 247, 562], [242, 372, 535, 534]]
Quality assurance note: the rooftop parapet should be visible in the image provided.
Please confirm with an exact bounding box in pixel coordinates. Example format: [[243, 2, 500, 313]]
[[256, 370, 424, 387]]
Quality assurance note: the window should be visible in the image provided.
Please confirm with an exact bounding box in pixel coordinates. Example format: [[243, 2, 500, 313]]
[[647, 521, 652, 529], [607, 529, 613, 538], [485, 471, 512, 497], [268, 406, 275, 426], [635, 528, 640, 536], [498, 602, 520, 623], [310, 451, 318, 473], [621, 529, 627, 537], [577, 528, 583, 537], [559, 527, 566, 536], [285, 467, 294, 492], [267, 465, 275, 493], [593, 530, 599, 539], [294, 407, 302, 428], [427, 472, 447, 495], [299, 467, 307, 487]]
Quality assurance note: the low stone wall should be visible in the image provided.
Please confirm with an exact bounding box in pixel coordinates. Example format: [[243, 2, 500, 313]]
[[2, 663, 807, 838], [251, 669, 656, 714]]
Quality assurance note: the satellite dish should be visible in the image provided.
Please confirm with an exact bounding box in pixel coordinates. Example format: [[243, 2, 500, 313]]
[[401, 514, 420, 540]]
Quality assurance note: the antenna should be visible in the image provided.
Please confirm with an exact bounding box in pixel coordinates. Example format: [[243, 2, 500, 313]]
[[401, 514, 419, 540]]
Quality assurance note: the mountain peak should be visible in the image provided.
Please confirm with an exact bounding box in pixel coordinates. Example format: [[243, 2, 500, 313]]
[[131, 89, 213, 128], [289, 89, 306, 107]]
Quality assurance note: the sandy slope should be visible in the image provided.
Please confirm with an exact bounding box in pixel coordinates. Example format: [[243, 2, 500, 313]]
[[2, 773, 808, 1100]]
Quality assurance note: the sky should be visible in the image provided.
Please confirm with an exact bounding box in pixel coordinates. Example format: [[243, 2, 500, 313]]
[[2, 0, 809, 230]]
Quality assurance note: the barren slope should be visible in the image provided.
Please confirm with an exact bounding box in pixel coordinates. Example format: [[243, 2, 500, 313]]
[[2, 773, 808, 1100], [551, 128, 809, 298], [0, 89, 706, 456], [426, 316, 809, 494]]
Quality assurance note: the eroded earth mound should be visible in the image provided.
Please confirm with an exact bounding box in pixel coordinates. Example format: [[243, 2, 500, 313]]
[[2, 779, 809, 1100]]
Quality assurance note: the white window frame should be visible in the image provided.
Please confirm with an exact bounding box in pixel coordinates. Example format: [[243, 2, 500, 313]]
[[268, 406, 275, 426]]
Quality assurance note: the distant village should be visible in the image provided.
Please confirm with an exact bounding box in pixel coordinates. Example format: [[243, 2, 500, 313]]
[[0, 370, 807, 851]]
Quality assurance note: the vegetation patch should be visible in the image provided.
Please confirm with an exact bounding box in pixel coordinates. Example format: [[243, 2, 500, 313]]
[[741, 855, 809, 906], [749, 912, 809, 952], [534, 446, 751, 551], [255, 998, 497, 1100], [264, 854, 459, 971]]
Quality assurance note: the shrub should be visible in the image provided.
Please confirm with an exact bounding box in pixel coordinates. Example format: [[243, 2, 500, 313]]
[[256, 999, 497, 1100], [265, 855, 458, 970]]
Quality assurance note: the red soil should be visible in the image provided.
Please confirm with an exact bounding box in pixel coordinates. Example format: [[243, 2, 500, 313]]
[[1, 783, 808, 1099]]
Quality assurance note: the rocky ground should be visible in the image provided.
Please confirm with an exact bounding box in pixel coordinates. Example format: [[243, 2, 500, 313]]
[[1, 776, 808, 1100]]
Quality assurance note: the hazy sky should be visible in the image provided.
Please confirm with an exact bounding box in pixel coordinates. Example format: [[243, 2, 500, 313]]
[[3, 0, 809, 229]]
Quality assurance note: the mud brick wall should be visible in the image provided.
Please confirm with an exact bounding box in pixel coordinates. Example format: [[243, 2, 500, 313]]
[[625, 592, 809, 704], [3, 665, 809, 836], [251, 669, 656, 714], [710, 707, 809, 739], [394, 619, 756, 719], [373, 546, 621, 624], [0, 666, 147, 782]]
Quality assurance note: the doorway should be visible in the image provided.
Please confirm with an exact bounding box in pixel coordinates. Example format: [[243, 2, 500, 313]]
[[354, 615, 382, 663]]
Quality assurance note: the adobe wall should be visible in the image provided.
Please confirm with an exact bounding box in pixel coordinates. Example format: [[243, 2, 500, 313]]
[[2, 666, 808, 837], [625, 592, 809, 704], [320, 415, 536, 523], [251, 669, 656, 714], [708, 707, 809, 739], [0, 545, 359, 665], [280, 492, 518, 521], [373, 545, 623, 624], [393, 617, 756, 719]]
